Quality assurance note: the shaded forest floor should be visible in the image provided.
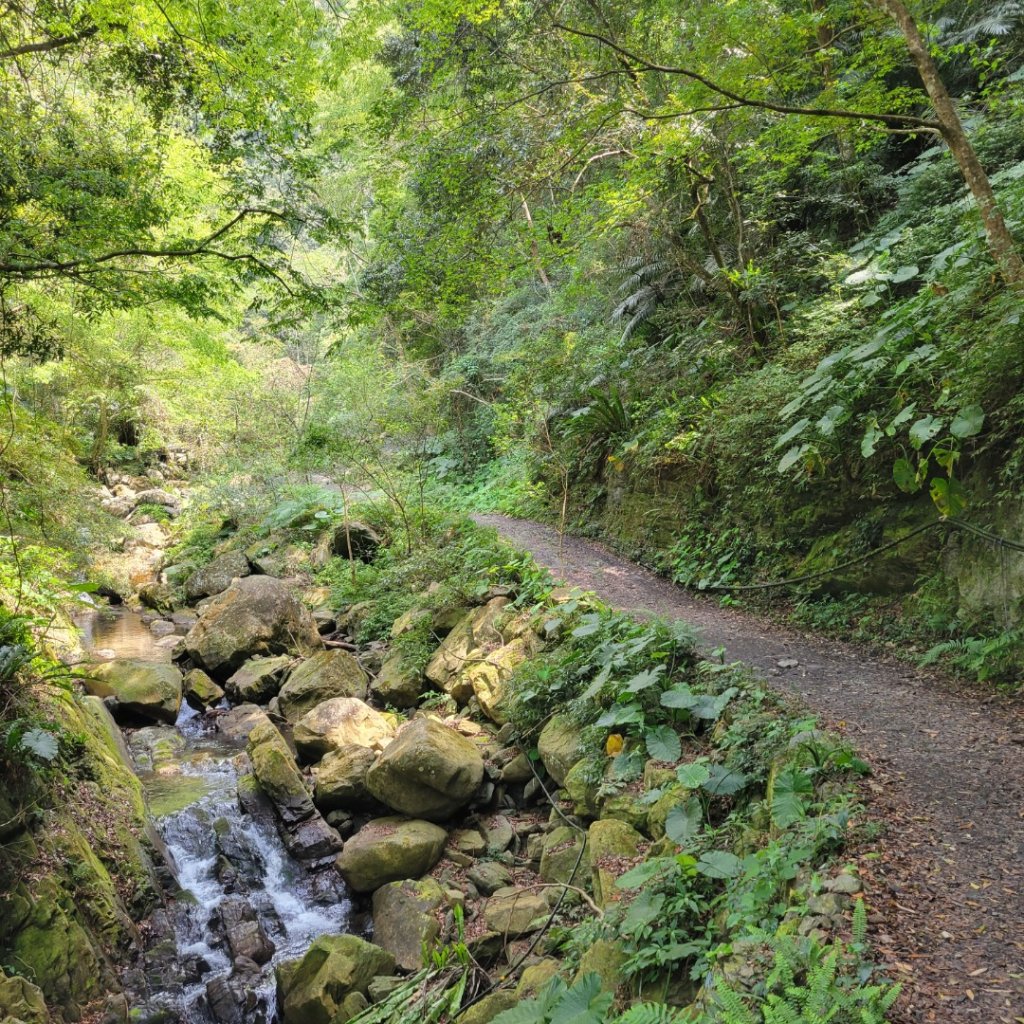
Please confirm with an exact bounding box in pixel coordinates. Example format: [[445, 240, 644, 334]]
[[476, 514, 1024, 1024]]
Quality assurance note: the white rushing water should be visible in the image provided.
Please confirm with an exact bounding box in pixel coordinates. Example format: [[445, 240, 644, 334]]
[[79, 607, 351, 1024]]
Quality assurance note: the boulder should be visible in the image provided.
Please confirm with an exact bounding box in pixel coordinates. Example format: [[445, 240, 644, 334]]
[[370, 652, 423, 709], [293, 698, 395, 761], [588, 819, 643, 908], [138, 581, 176, 614], [459, 992, 518, 1024], [216, 703, 268, 743], [456, 635, 539, 723], [133, 487, 179, 511], [517, 959, 560, 998], [183, 668, 224, 710], [205, 960, 266, 1024], [217, 896, 275, 964], [483, 886, 549, 937], [365, 717, 484, 821], [185, 550, 251, 602], [573, 939, 626, 994], [184, 576, 323, 678], [537, 715, 584, 785], [278, 651, 370, 722], [313, 746, 378, 811], [539, 826, 589, 889], [150, 618, 176, 637], [285, 815, 343, 862], [371, 877, 446, 970], [225, 655, 293, 704], [335, 817, 447, 893], [276, 935, 395, 1024], [424, 598, 509, 701], [466, 860, 512, 896], [311, 522, 381, 566], [246, 719, 315, 826], [81, 659, 182, 724], [0, 974, 48, 1024]]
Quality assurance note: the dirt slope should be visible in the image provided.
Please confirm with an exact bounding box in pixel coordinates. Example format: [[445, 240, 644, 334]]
[[477, 514, 1024, 1024]]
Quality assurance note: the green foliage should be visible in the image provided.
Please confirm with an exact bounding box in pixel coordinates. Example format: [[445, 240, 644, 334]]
[[491, 973, 613, 1024]]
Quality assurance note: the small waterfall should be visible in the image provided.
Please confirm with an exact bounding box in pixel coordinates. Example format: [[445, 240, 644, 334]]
[[79, 608, 351, 1023]]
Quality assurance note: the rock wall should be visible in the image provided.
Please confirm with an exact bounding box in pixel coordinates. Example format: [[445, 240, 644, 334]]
[[0, 690, 163, 1022]]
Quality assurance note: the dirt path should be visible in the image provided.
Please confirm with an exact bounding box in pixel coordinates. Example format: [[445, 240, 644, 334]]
[[476, 514, 1024, 1024]]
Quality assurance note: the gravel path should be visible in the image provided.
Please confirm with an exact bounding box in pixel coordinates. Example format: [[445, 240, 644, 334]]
[[476, 514, 1024, 1024]]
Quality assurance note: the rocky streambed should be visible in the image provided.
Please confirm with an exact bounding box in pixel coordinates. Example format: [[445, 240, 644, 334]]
[[73, 546, 588, 1024]]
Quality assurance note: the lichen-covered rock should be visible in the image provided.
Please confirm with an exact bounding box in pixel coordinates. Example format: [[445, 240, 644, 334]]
[[466, 860, 512, 896], [81, 658, 182, 724], [276, 934, 395, 1024], [516, 959, 560, 998], [184, 576, 323, 678], [224, 654, 292, 704], [216, 703, 267, 743], [573, 939, 626, 993], [184, 549, 251, 601], [456, 634, 539, 723], [0, 973, 48, 1024], [459, 991, 518, 1024], [588, 819, 643, 908], [424, 598, 509, 701], [183, 668, 224, 710], [293, 698, 395, 761], [599, 790, 649, 833], [313, 746, 378, 811], [483, 886, 549, 937], [370, 652, 423, 709], [246, 719, 315, 826], [371, 877, 446, 970], [563, 760, 600, 818], [537, 715, 584, 785], [335, 817, 447, 893], [539, 826, 589, 889], [365, 717, 484, 821], [278, 650, 369, 722], [138, 580, 176, 615]]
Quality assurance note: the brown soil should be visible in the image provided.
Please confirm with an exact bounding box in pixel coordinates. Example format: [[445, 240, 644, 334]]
[[476, 514, 1024, 1024]]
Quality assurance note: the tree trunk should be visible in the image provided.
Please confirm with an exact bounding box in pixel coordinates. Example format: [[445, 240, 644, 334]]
[[877, 0, 1024, 287]]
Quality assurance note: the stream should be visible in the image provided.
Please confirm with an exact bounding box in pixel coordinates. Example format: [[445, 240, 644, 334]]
[[80, 607, 352, 1023]]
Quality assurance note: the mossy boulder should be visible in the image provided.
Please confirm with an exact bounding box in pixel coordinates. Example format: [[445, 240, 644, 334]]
[[224, 654, 292, 704], [246, 718, 315, 826], [276, 934, 395, 1024], [483, 886, 550, 937], [313, 746, 378, 811], [599, 791, 649, 833], [588, 819, 644, 908], [311, 522, 382, 566], [563, 761, 600, 818], [278, 650, 370, 721], [517, 959, 561, 998], [365, 717, 484, 821], [537, 715, 584, 785], [459, 991, 518, 1024], [458, 991, 516, 1024], [335, 817, 447, 893], [293, 698, 395, 761], [457, 635, 539, 724], [81, 658, 182, 724], [183, 668, 224, 710], [539, 826, 590, 889], [0, 973, 48, 1023], [184, 549, 251, 601], [370, 652, 423, 709], [424, 598, 509, 701], [138, 580, 176, 615], [573, 939, 627, 994], [646, 784, 693, 840], [371, 877, 447, 970], [184, 576, 323, 678]]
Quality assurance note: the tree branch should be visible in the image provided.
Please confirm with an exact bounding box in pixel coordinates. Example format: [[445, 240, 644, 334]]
[[0, 23, 100, 61], [0, 208, 290, 276], [553, 23, 942, 131]]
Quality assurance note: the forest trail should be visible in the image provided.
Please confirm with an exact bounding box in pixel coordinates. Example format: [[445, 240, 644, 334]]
[[476, 514, 1024, 1024]]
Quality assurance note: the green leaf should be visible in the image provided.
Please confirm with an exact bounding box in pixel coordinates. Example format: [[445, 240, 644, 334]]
[[861, 421, 882, 458], [909, 415, 943, 449], [890, 264, 918, 283], [620, 892, 665, 934], [624, 666, 664, 693], [20, 727, 59, 762], [771, 768, 814, 827], [660, 684, 699, 710], [696, 851, 743, 879], [777, 443, 810, 473], [675, 762, 711, 789], [701, 764, 748, 796], [774, 417, 810, 449], [929, 476, 966, 517], [664, 796, 703, 846], [892, 458, 918, 493], [645, 725, 682, 762], [615, 857, 672, 890], [950, 403, 984, 439], [595, 703, 644, 728]]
